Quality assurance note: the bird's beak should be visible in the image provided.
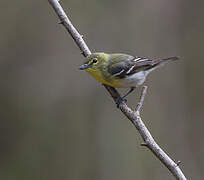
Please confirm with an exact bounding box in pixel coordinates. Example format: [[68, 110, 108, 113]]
[[79, 64, 91, 70]]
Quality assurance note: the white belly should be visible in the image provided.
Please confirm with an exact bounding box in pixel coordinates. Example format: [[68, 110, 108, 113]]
[[120, 71, 147, 88]]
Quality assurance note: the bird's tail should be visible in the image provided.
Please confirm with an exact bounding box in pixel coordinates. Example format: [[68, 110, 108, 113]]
[[147, 56, 179, 73], [153, 56, 179, 66]]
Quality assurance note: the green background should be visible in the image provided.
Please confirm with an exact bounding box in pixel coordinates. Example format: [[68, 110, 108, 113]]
[[0, 0, 203, 179]]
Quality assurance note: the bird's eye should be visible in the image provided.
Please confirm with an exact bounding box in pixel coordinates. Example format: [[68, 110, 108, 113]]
[[92, 58, 98, 63]]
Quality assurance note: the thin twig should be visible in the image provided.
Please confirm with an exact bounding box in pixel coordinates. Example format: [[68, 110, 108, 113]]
[[135, 86, 147, 113], [48, 0, 91, 57], [48, 1, 187, 179]]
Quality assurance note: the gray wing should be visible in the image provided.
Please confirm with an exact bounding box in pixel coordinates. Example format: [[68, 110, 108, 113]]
[[108, 55, 153, 79]]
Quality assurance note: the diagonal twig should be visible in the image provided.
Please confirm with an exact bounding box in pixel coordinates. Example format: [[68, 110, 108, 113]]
[[48, 1, 187, 179], [136, 86, 148, 113]]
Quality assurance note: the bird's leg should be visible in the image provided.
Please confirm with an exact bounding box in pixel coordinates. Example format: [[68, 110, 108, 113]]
[[116, 87, 136, 108], [122, 87, 136, 99]]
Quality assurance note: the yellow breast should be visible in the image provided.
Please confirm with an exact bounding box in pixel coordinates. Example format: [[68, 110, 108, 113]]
[[86, 68, 121, 87]]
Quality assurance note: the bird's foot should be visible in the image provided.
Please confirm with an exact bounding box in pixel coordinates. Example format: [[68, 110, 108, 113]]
[[116, 97, 127, 108]]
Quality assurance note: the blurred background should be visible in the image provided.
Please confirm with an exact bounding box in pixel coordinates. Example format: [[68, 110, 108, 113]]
[[0, 0, 203, 179]]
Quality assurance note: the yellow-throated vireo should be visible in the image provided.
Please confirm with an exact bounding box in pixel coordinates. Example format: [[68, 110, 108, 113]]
[[80, 53, 178, 106]]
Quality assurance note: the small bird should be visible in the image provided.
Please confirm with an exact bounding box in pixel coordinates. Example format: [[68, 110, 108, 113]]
[[80, 53, 178, 107]]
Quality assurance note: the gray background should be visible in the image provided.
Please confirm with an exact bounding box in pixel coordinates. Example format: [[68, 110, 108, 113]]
[[0, 0, 203, 179]]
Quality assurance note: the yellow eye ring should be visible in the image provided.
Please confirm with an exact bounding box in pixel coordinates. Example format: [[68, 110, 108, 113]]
[[92, 58, 98, 63]]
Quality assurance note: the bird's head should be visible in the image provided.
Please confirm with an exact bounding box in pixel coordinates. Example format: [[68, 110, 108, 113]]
[[79, 53, 108, 71]]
